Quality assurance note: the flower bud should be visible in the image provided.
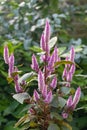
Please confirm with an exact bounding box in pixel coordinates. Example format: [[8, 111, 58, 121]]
[[38, 70, 45, 92], [72, 87, 81, 109], [70, 46, 75, 62], [66, 96, 73, 108], [31, 54, 39, 72], [8, 53, 14, 77], [33, 90, 40, 102], [50, 76, 57, 89], [44, 90, 52, 104], [3, 45, 9, 64]]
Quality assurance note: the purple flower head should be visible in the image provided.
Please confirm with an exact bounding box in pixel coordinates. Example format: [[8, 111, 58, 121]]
[[8, 53, 14, 77], [70, 46, 75, 62], [65, 56, 70, 68], [65, 87, 81, 110], [33, 90, 40, 102], [3, 45, 9, 64], [40, 34, 46, 51], [31, 54, 39, 72], [44, 20, 51, 44], [66, 96, 73, 108], [50, 76, 57, 89], [70, 64, 75, 74], [72, 87, 81, 109], [44, 20, 51, 54], [44, 90, 52, 104], [53, 47, 58, 62], [14, 67, 23, 93], [42, 85, 47, 98], [38, 70, 45, 92], [67, 71, 73, 82], [48, 52, 55, 70], [62, 67, 67, 80]]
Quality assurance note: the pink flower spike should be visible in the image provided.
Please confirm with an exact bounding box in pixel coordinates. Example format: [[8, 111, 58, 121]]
[[14, 67, 23, 93], [15, 80, 22, 93], [8, 53, 14, 77], [65, 56, 70, 68], [62, 67, 67, 80], [50, 76, 57, 89], [70, 46, 75, 62], [44, 90, 52, 104], [40, 34, 46, 51], [70, 64, 75, 74], [38, 70, 45, 92], [31, 54, 39, 72], [67, 71, 73, 82], [42, 85, 47, 98], [53, 47, 59, 62], [72, 87, 81, 109], [44, 20, 51, 44], [33, 90, 40, 102], [48, 52, 55, 69], [3, 45, 9, 64], [66, 96, 73, 108]]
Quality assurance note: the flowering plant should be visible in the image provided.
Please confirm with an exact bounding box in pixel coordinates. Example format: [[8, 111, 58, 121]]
[[4, 20, 81, 130]]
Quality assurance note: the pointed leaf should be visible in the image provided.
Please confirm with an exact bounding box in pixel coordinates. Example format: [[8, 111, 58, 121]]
[[13, 92, 30, 104], [54, 60, 74, 68], [48, 123, 60, 130], [49, 37, 57, 49]]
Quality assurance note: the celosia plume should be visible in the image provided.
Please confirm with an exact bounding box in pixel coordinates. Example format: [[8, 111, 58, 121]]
[[31, 54, 39, 72], [44, 90, 52, 104], [38, 70, 45, 92], [50, 76, 57, 89], [3, 45, 9, 64], [33, 90, 40, 102], [8, 53, 14, 77]]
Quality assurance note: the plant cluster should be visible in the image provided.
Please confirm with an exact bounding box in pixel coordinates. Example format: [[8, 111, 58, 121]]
[[4, 20, 81, 130]]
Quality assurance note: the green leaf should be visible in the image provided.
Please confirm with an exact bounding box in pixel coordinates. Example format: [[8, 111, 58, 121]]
[[48, 123, 60, 130], [18, 72, 36, 84], [13, 92, 30, 104], [29, 46, 43, 53], [51, 95, 59, 108], [7, 77, 13, 84], [54, 60, 74, 68], [50, 112, 62, 120], [15, 114, 29, 127], [49, 37, 57, 49], [58, 97, 66, 108], [61, 87, 71, 95]]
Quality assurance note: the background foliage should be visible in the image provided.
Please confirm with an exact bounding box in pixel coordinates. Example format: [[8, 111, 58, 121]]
[[0, 0, 87, 130]]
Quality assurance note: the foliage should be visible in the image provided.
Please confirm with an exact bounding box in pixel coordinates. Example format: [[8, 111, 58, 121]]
[[0, 0, 87, 130]]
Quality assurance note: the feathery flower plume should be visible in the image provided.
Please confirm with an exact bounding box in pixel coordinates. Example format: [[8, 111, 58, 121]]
[[42, 85, 47, 98], [62, 87, 81, 118], [44, 90, 52, 104], [8, 53, 14, 77], [33, 90, 40, 102], [50, 76, 57, 89], [67, 71, 73, 82], [14, 67, 23, 93], [66, 96, 73, 108], [3, 45, 9, 64], [72, 87, 81, 109], [31, 54, 39, 72], [70, 46, 75, 62], [38, 70, 45, 92], [44, 20, 51, 54]]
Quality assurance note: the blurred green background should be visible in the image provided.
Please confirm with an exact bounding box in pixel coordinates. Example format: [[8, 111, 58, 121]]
[[0, 0, 87, 130]]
